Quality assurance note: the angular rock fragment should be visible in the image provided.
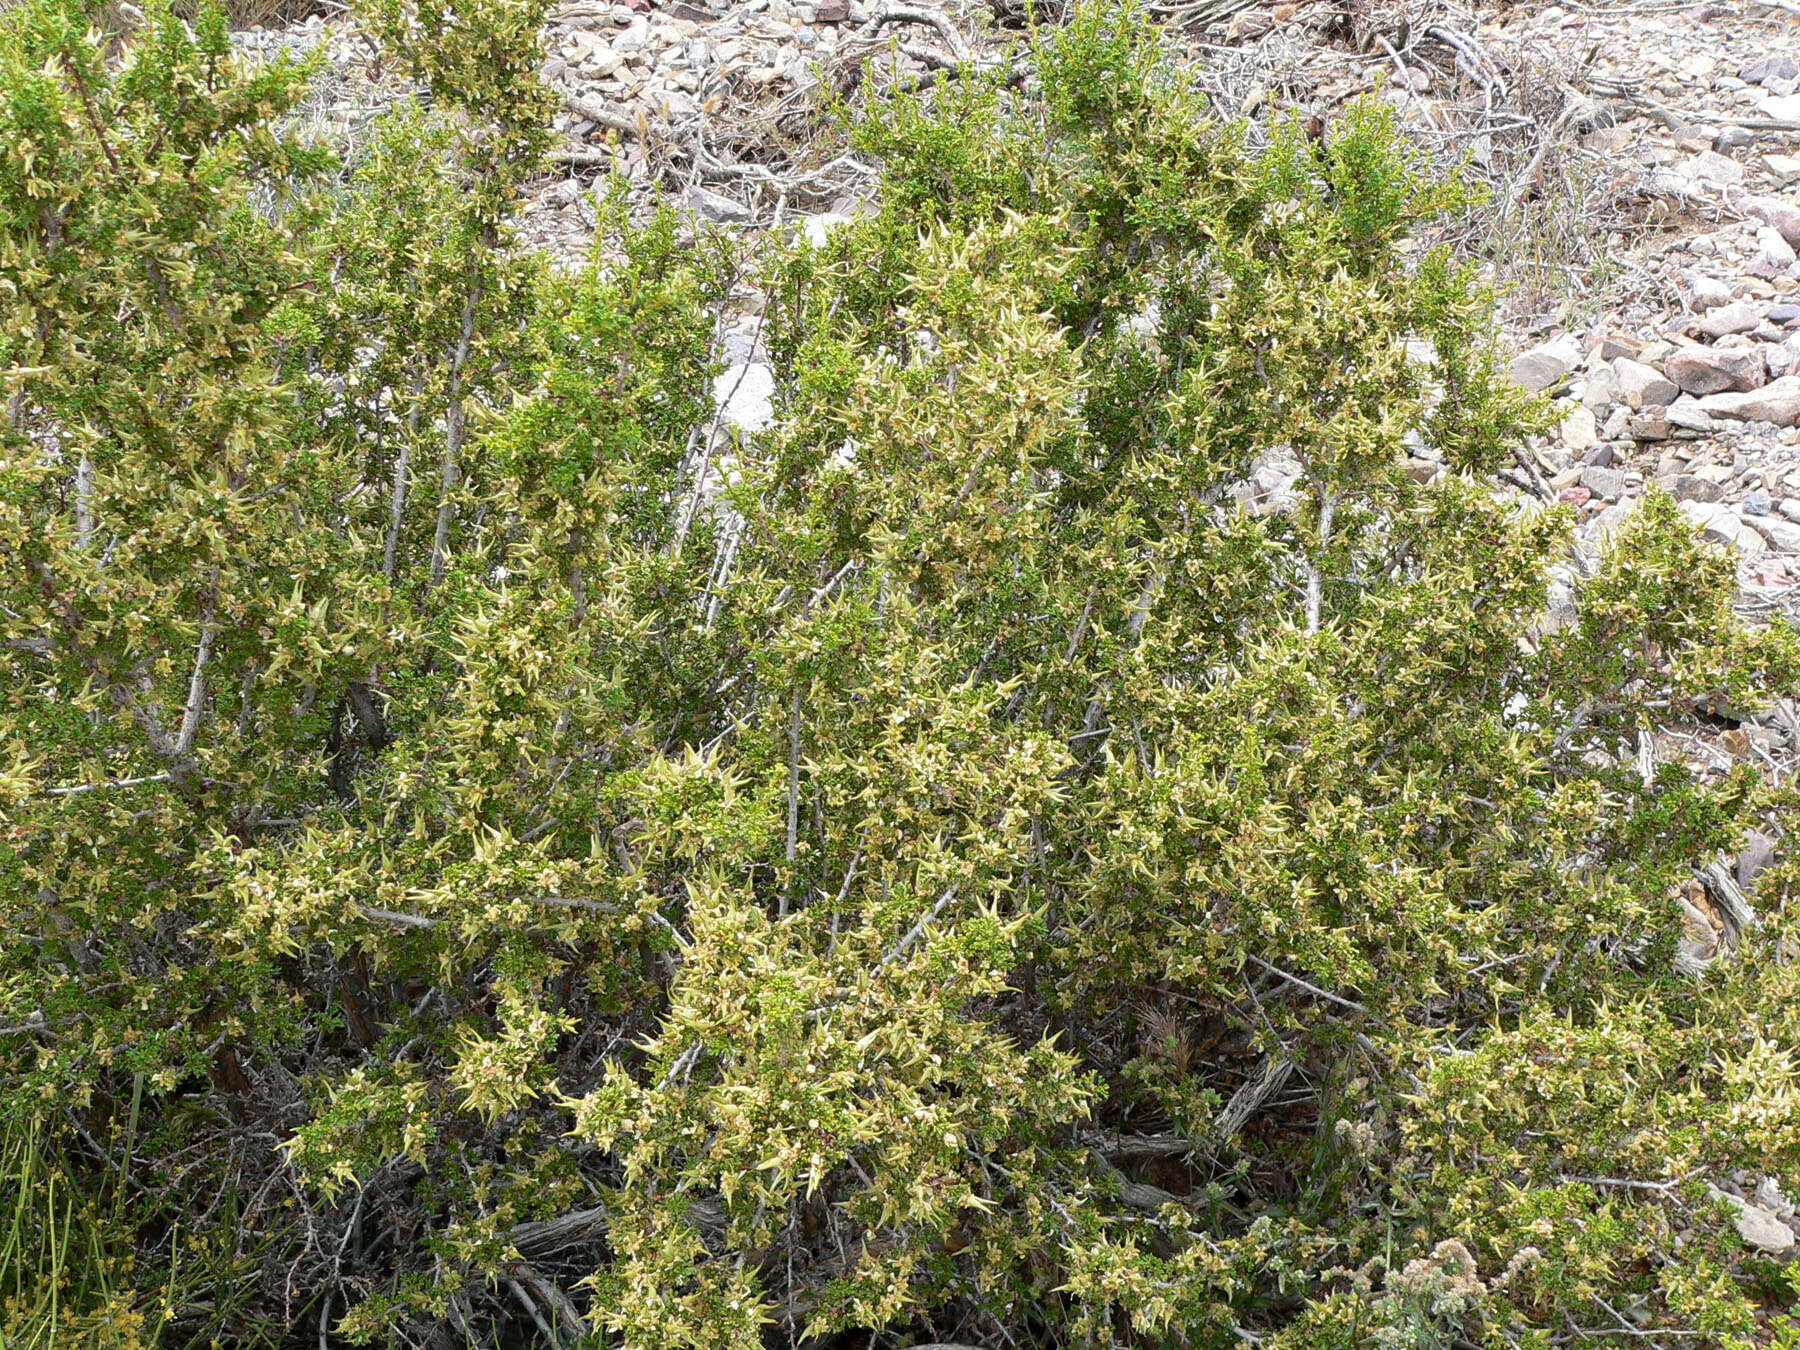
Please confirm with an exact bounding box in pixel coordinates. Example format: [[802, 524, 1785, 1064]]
[[1696, 301, 1761, 338], [1709, 1187, 1797, 1256], [1697, 376, 1800, 426], [1613, 356, 1678, 407], [1509, 336, 1582, 391], [1663, 345, 1766, 394]]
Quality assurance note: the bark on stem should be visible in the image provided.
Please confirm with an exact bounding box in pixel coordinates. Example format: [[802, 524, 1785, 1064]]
[[383, 442, 408, 581], [175, 570, 220, 757], [1305, 488, 1337, 635], [75, 455, 94, 551]]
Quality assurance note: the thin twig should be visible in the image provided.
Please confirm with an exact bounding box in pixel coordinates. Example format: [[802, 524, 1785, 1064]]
[[1242, 953, 1366, 1012], [44, 771, 172, 797], [878, 883, 960, 970]]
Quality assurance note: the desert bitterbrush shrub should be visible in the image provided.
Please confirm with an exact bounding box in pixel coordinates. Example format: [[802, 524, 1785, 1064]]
[[3, 0, 1798, 1346]]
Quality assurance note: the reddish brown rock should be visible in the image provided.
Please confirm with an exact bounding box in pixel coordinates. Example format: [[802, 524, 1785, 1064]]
[[1662, 345, 1766, 395]]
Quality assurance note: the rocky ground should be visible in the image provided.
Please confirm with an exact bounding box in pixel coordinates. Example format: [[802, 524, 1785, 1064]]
[[235, 6, 1800, 722]]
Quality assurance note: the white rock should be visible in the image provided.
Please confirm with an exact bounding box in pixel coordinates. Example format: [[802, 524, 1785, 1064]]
[[1760, 226, 1799, 269], [542, 178, 583, 207], [712, 362, 776, 433], [1679, 498, 1740, 545], [1665, 398, 1716, 432], [716, 321, 759, 366], [1756, 1178, 1795, 1221], [1689, 275, 1734, 310], [1747, 514, 1800, 551], [1580, 464, 1626, 500], [1584, 498, 1639, 545], [1561, 405, 1598, 450], [1664, 344, 1766, 394], [1249, 448, 1302, 513], [1582, 365, 1617, 412], [1126, 300, 1164, 343], [799, 211, 854, 248], [1710, 1186, 1797, 1255]]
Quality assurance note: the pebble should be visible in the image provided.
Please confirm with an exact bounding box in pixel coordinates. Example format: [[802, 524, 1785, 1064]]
[[684, 184, 752, 223], [1762, 93, 1800, 121], [799, 211, 855, 247], [1738, 831, 1778, 888], [1679, 498, 1741, 545], [1583, 365, 1618, 411], [542, 178, 584, 207], [1585, 498, 1638, 544], [1746, 196, 1800, 247], [1743, 487, 1773, 515], [1756, 1178, 1795, 1221]]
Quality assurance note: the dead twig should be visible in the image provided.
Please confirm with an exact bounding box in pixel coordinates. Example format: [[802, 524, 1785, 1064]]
[[858, 5, 966, 61]]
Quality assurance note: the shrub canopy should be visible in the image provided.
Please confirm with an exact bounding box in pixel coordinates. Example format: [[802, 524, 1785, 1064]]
[[3, 1, 1799, 1346]]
